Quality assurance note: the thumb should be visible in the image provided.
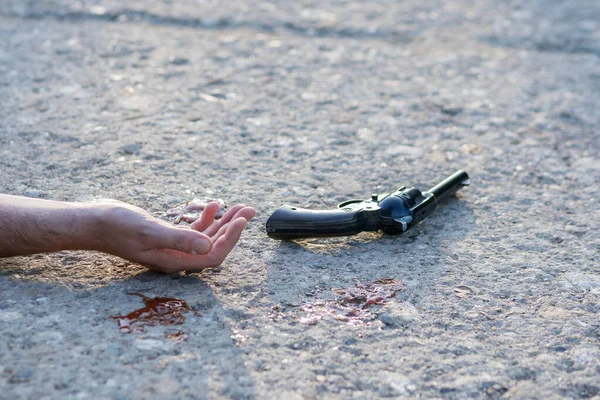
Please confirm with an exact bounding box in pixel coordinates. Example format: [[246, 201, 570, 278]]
[[149, 224, 213, 255]]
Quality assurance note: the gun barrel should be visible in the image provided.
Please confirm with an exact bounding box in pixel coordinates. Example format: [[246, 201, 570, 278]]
[[426, 170, 470, 203]]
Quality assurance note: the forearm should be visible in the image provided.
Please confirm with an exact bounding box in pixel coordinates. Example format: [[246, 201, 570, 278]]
[[0, 194, 99, 257]]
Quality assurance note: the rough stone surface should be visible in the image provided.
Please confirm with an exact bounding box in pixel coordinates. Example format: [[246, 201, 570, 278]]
[[0, 0, 598, 399]]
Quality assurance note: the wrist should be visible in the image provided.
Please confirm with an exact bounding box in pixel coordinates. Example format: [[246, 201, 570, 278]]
[[67, 201, 106, 251]]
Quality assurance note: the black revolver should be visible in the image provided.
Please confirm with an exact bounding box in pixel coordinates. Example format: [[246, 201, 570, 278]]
[[266, 170, 469, 240]]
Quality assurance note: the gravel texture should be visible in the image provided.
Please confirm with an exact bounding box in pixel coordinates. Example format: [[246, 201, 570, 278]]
[[0, 1, 598, 399]]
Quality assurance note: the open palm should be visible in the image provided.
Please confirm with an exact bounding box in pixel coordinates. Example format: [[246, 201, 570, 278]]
[[95, 200, 255, 273]]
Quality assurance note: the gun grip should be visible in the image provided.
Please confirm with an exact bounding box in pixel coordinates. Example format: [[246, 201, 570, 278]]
[[266, 205, 364, 240]]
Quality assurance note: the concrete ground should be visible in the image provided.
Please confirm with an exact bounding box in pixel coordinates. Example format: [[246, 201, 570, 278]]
[[0, 0, 598, 399]]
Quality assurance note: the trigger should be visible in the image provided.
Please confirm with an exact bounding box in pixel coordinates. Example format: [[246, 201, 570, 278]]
[[393, 216, 414, 232]]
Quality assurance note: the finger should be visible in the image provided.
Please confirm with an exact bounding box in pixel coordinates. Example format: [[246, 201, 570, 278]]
[[210, 220, 231, 242], [203, 205, 255, 237], [190, 202, 220, 231], [212, 207, 256, 240], [217, 205, 246, 225], [239, 206, 256, 221], [200, 204, 244, 236], [151, 217, 249, 273], [209, 218, 248, 264], [149, 223, 213, 255]]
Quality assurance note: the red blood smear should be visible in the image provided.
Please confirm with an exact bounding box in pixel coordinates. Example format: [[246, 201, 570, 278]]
[[112, 293, 190, 334], [298, 278, 406, 326]]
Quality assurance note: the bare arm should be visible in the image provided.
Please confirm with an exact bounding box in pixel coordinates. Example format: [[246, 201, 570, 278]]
[[0, 194, 255, 273], [0, 194, 98, 256]]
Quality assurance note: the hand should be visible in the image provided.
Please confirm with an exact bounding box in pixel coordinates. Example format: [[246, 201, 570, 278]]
[[92, 200, 255, 273]]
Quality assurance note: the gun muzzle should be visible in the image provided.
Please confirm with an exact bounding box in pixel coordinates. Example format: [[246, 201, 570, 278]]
[[427, 170, 470, 203]]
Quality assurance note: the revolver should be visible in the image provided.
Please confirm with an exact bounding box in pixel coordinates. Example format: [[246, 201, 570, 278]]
[[266, 170, 469, 240]]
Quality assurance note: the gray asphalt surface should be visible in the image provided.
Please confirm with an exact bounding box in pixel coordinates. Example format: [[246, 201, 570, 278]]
[[0, 1, 599, 399]]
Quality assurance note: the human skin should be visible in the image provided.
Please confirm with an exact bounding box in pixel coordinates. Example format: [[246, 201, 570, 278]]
[[0, 194, 256, 273]]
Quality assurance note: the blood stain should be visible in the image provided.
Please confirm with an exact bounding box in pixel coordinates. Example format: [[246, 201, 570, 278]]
[[164, 331, 189, 343], [112, 293, 190, 333], [299, 278, 405, 326]]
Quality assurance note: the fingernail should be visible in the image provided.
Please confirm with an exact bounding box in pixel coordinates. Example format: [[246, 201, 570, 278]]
[[192, 238, 211, 254]]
